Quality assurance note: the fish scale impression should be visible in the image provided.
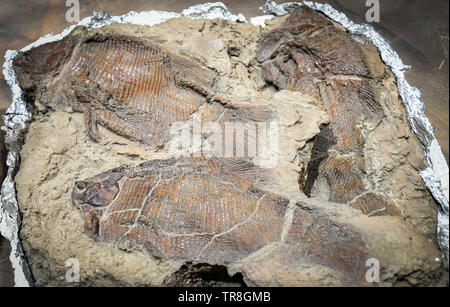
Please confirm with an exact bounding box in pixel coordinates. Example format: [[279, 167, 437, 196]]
[[10, 7, 447, 287]]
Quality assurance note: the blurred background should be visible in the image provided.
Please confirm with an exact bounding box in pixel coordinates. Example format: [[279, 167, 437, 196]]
[[0, 0, 448, 287]]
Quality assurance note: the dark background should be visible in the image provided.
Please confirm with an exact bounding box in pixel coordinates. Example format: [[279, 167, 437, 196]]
[[0, 0, 448, 287]]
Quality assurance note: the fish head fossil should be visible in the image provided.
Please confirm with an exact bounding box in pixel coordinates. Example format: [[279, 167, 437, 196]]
[[72, 167, 123, 208], [12, 27, 85, 90], [72, 166, 125, 235]]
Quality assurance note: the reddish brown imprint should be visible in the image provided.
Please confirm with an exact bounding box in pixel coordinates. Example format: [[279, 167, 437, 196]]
[[73, 157, 368, 286], [257, 7, 387, 214], [13, 28, 274, 149]]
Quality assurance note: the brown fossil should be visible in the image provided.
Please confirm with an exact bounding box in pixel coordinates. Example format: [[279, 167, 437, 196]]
[[257, 7, 387, 214], [72, 157, 368, 285], [11, 9, 445, 288], [13, 27, 265, 148]]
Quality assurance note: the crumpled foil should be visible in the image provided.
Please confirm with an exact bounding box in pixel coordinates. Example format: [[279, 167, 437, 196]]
[[1, 1, 448, 286]]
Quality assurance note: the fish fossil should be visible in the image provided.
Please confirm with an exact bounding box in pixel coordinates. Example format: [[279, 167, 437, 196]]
[[257, 7, 387, 214], [72, 157, 368, 285], [13, 27, 268, 148]]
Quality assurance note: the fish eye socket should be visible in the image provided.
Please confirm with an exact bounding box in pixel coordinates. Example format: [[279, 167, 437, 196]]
[[76, 181, 87, 191]]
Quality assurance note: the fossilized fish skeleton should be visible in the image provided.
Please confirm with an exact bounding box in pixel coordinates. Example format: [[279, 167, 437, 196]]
[[72, 157, 369, 285], [257, 7, 387, 215], [12, 27, 228, 147]]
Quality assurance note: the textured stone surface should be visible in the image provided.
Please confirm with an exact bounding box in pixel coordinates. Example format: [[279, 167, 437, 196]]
[[257, 7, 387, 215], [72, 157, 371, 286], [12, 14, 447, 286]]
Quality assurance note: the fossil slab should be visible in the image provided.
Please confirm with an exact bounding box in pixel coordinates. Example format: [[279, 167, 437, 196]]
[[6, 7, 446, 287], [257, 7, 387, 215], [12, 27, 278, 152]]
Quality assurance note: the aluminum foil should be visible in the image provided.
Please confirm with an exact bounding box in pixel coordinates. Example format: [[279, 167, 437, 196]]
[[1, 1, 448, 286]]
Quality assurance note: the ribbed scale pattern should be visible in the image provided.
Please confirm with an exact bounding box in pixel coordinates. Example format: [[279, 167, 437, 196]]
[[320, 155, 366, 203], [133, 174, 279, 262], [77, 158, 286, 264], [65, 35, 208, 144], [318, 80, 369, 151], [258, 7, 387, 214], [315, 80, 385, 206], [349, 192, 388, 215], [307, 27, 370, 77]]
